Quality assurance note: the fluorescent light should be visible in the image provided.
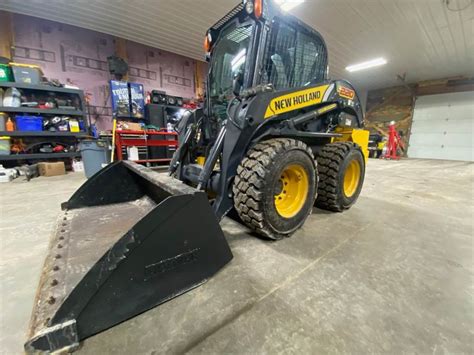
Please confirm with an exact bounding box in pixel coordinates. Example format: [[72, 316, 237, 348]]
[[231, 49, 246, 71], [274, 0, 305, 11], [345, 57, 387, 72], [231, 49, 246, 67]]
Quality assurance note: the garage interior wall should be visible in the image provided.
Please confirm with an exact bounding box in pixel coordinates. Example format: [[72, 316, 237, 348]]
[[3, 11, 208, 131], [365, 77, 474, 156]]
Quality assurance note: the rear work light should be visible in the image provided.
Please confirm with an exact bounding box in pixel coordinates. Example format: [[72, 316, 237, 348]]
[[254, 0, 263, 18], [204, 33, 212, 53]]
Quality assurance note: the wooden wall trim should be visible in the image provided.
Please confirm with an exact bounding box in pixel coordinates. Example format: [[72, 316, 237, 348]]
[[0, 11, 13, 59]]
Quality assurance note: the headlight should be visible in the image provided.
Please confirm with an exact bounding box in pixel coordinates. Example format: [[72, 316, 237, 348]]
[[245, 0, 254, 14]]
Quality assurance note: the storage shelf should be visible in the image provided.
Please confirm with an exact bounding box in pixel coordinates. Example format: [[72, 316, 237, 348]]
[[0, 106, 84, 116], [0, 81, 83, 94], [0, 152, 80, 161], [0, 131, 89, 137], [0, 82, 88, 163]]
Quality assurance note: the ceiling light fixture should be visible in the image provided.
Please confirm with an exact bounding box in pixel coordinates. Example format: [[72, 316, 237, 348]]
[[231, 49, 247, 72], [274, 0, 305, 11], [345, 57, 387, 72]]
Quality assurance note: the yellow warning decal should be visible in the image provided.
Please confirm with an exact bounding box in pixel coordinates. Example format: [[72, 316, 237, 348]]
[[264, 84, 330, 119], [337, 86, 355, 100]]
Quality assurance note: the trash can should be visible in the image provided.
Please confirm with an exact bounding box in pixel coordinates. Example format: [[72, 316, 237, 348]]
[[79, 139, 111, 178]]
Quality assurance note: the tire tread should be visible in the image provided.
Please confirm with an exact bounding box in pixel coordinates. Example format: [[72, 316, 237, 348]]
[[233, 138, 316, 239], [315, 141, 358, 212]]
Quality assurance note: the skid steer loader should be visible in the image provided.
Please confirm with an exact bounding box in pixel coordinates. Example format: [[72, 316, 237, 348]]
[[25, 0, 369, 352]]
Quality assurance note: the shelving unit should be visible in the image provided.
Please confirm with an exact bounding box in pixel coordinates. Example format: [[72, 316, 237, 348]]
[[0, 152, 81, 161], [0, 131, 89, 137], [0, 82, 88, 163], [0, 81, 84, 94], [0, 106, 84, 116]]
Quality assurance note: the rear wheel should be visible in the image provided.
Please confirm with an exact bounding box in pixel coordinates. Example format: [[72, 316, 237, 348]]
[[233, 138, 317, 240], [315, 142, 365, 212]]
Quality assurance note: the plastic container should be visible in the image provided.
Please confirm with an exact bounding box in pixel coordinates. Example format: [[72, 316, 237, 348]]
[[0, 113, 6, 131], [0, 64, 13, 82], [127, 146, 139, 161], [80, 139, 111, 178], [6, 117, 14, 131], [16, 115, 43, 131], [10, 63, 42, 84], [3, 87, 21, 107], [0, 136, 11, 155], [72, 160, 84, 172]]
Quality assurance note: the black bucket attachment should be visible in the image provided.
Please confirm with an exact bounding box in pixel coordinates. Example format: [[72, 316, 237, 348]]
[[25, 161, 233, 353]]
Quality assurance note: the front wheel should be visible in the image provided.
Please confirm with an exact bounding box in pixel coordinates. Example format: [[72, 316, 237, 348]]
[[233, 138, 317, 240], [315, 142, 365, 212]]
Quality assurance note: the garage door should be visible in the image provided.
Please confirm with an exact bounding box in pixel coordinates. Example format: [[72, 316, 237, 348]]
[[408, 91, 473, 161]]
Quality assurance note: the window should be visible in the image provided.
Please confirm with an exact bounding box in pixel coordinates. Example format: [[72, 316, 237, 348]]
[[208, 22, 253, 119], [263, 19, 327, 90], [209, 24, 253, 99]]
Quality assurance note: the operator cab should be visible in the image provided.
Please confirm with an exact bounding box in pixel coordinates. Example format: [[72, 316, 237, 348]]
[[205, 0, 328, 121]]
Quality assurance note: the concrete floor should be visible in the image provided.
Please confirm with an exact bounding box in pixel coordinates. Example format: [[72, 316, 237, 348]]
[[1, 159, 473, 354]]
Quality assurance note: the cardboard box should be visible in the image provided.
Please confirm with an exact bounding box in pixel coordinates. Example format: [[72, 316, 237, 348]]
[[38, 162, 66, 177], [69, 119, 80, 132], [117, 120, 143, 131]]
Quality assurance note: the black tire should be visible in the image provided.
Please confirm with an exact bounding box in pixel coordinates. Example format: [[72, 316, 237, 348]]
[[315, 142, 365, 212], [233, 138, 317, 240]]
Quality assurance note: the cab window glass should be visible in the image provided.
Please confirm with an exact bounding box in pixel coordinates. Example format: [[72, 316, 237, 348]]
[[264, 19, 327, 89]]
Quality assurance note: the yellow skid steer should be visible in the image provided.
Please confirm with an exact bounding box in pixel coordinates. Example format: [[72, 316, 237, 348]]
[[25, 0, 369, 352]]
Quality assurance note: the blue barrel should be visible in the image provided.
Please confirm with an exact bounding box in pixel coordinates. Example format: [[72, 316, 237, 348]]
[[80, 139, 111, 178]]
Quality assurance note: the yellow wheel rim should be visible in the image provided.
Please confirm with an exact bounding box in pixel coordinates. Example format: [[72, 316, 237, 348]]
[[274, 164, 309, 218], [343, 159, 361, 197]]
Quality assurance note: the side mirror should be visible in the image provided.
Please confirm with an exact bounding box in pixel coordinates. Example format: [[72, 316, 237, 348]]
[[232, 70, 243, 97]]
